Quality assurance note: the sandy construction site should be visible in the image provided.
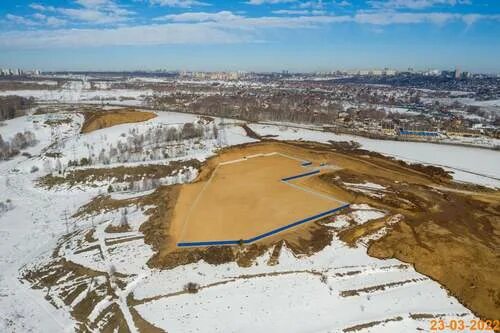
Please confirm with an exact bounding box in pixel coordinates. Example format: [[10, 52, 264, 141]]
[[156, 141, 500, 323], [172, 152, 346, 245]]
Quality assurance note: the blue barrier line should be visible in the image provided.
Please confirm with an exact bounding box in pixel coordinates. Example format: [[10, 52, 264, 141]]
[[281, 169, 320, 182], [245, 204, 349, 243], [177, 204, 350, 247], [177, 239, 240, 247]]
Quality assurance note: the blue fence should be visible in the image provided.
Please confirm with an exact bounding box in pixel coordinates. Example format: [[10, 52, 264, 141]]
[[399, 129, 439, 137], [281, 170, 320, 182], [177, 204, 350, 247]]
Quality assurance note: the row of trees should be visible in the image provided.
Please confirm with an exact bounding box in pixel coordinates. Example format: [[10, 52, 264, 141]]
[[42, 158, 63, 174], [68, 122, 218, 167], [0, 96, 34, 121], [126, 122, 217, 149], [0, 199, 13, 216], [152, 93, 343, 125], [106, 167, 196, 193], [0, 131, 37, 160]]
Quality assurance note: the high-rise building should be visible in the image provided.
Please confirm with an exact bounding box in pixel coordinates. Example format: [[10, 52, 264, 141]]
[[384, 69, 397, 76]]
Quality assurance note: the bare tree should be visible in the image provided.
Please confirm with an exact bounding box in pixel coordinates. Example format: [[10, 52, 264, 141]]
[[120, 208, 129, 227]]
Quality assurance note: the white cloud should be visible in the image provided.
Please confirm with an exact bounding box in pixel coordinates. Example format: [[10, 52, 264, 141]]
[[297, 1, 325, 9], [272, 9, 325, 15], [75, 0, 114, 8], [56, 8, 129, 23], [156, 11, 351, 28], [6, 14, 39, 26], [3, 2, 499, 49], [148, 0, 209, 7], [29, 3, 56, 11], [0, 11, 355, 49], [155, 11, 242, 22], [0, 23, 250, 48], [368, 0, 471, 10], [355, 11, 451, 24], [32, 13, 47, 20], [334, 0, 351, 7], [273, 9, 309, 15], [247, 0, 297, 5], [46, 16, 68, 26], [28, 0, 133, 24], [353, 11, 493, 25], [6, 12, 68, 27]]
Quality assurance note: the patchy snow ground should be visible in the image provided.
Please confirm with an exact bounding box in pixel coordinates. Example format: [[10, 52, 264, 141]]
[[0, 123, 90, 332], [0, 109, 255, 332], [343, 182, 388, 198], [0, 107, 490, 332], [0, 80, 152, 106], [249, 123, 500, 188], [133, 241, 473, 333], [322, 204, 386, 227]]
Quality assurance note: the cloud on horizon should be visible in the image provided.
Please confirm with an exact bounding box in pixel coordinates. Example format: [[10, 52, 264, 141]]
[[368, 0, 471, 10], [1, 0, 499, 49]]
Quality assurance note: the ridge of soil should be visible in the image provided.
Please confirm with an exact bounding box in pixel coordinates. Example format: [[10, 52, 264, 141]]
[[80, 108, 157, 133], [38, 160, 200, 189]]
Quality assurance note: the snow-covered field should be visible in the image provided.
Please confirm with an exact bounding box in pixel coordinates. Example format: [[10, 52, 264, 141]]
[[0, 109, 254, 332], [134, 240, 473, 332], [0, 80, 153, 106], [249, 123, 500, 188], [0, 104, 495, 332]]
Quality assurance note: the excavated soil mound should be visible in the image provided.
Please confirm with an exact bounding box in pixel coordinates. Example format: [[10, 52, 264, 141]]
[[162, 141, 499, 322], [80, 108, 157, 133], [172, 153, 344, 245]]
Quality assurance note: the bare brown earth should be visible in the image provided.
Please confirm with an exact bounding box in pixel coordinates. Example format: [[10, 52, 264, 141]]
[[44, 118, 73, 126], [172, 153, 343, 244], [80, 108, 157, 133], [152, 141, 499, 322]]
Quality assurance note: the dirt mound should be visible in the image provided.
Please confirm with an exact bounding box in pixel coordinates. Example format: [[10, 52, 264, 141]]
[[155, 141, 499, 322], [38, 160, 200, 189], [80, 108, 157, 133], [240, 123, 263, 139], [171, 153, 344, 245], [317, 160, 500, 322]]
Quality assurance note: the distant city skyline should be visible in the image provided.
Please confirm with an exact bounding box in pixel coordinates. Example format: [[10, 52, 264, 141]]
[[1, 66, 495, 76], [1, 0, 499, 72]]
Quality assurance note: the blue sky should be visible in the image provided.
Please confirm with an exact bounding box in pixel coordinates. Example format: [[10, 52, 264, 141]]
[[0, 0, 499, 72]]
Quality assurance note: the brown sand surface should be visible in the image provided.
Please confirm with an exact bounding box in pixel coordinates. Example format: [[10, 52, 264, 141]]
[[80, 108, 157, 133], [173, 153, 343, 243], [166, 141, 499, 321]]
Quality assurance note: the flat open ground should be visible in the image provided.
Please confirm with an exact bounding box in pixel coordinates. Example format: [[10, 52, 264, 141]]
[[173, 153, 345, 245]]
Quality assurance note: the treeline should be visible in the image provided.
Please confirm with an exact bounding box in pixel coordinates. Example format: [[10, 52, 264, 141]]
[[0, 199, 13, 216], [0, 96, 35, 121], [148, 93, 343, 125], [66, 122, 218, 167], [107, 167, 196, 193], [0, 131, 37, 160]]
